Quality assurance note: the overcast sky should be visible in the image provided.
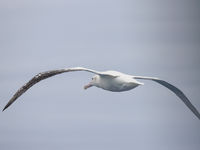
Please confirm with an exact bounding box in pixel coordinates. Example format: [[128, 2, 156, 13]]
[[0, 0, 200, 150]]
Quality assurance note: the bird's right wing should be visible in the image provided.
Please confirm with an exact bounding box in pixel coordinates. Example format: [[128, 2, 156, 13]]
[[133, 76, 200, 120], [2, 67, 105, 111]]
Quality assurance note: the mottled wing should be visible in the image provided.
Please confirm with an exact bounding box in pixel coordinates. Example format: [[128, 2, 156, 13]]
[[3, 67, 101, 111]]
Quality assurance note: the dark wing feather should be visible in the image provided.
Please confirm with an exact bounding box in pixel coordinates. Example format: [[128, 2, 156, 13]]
[[3, 67, 103, 111], [3, 69, 67, 111]]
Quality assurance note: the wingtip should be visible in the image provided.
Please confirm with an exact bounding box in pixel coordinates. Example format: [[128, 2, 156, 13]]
[[2, 107, 7, 112], [2, 104, 9, 112]]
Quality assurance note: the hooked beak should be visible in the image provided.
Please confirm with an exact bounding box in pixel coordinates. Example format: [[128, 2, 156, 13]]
[[84, 83, 93, 90]]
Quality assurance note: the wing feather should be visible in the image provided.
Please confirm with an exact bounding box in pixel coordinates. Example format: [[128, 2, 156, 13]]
[[133, 76, 200, 120], [3, 67, 102, 111]]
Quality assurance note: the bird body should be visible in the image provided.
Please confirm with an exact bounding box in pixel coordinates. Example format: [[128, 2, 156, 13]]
[[2, 67, 200, 120], [91, 72, 143, 92]]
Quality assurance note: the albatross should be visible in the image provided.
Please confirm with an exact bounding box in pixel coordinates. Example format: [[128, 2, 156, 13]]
[[2, 67, 200, 120]]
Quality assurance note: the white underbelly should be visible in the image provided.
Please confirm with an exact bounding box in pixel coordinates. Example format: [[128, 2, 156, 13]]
[[99, 76, 141, 92]]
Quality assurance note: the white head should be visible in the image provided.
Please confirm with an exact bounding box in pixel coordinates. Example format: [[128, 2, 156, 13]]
[[84, 75, 100, 90]]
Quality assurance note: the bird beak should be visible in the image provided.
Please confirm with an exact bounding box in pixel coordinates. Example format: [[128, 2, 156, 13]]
[[84, 83, 93, 90]]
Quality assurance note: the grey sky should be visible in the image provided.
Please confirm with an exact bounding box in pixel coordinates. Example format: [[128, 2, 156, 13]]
[[0, 0, 200, 150]]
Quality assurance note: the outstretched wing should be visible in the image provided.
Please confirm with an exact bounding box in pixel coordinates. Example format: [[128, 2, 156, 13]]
[[2, 67, 103, 111], [133, 76, 200, 120]]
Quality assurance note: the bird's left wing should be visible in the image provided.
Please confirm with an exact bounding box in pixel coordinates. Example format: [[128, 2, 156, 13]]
[[133, 76, 200, 120], [2, 67, 102, 111]]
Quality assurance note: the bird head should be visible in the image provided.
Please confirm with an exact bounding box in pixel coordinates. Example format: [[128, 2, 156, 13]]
[[84, 75, 100, 90]]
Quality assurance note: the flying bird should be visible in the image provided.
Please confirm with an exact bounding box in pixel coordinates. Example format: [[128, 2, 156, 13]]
[[2, 67, 200, 120]]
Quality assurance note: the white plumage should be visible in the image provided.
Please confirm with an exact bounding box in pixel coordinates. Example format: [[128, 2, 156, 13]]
[[3, 67, 200, 120]]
